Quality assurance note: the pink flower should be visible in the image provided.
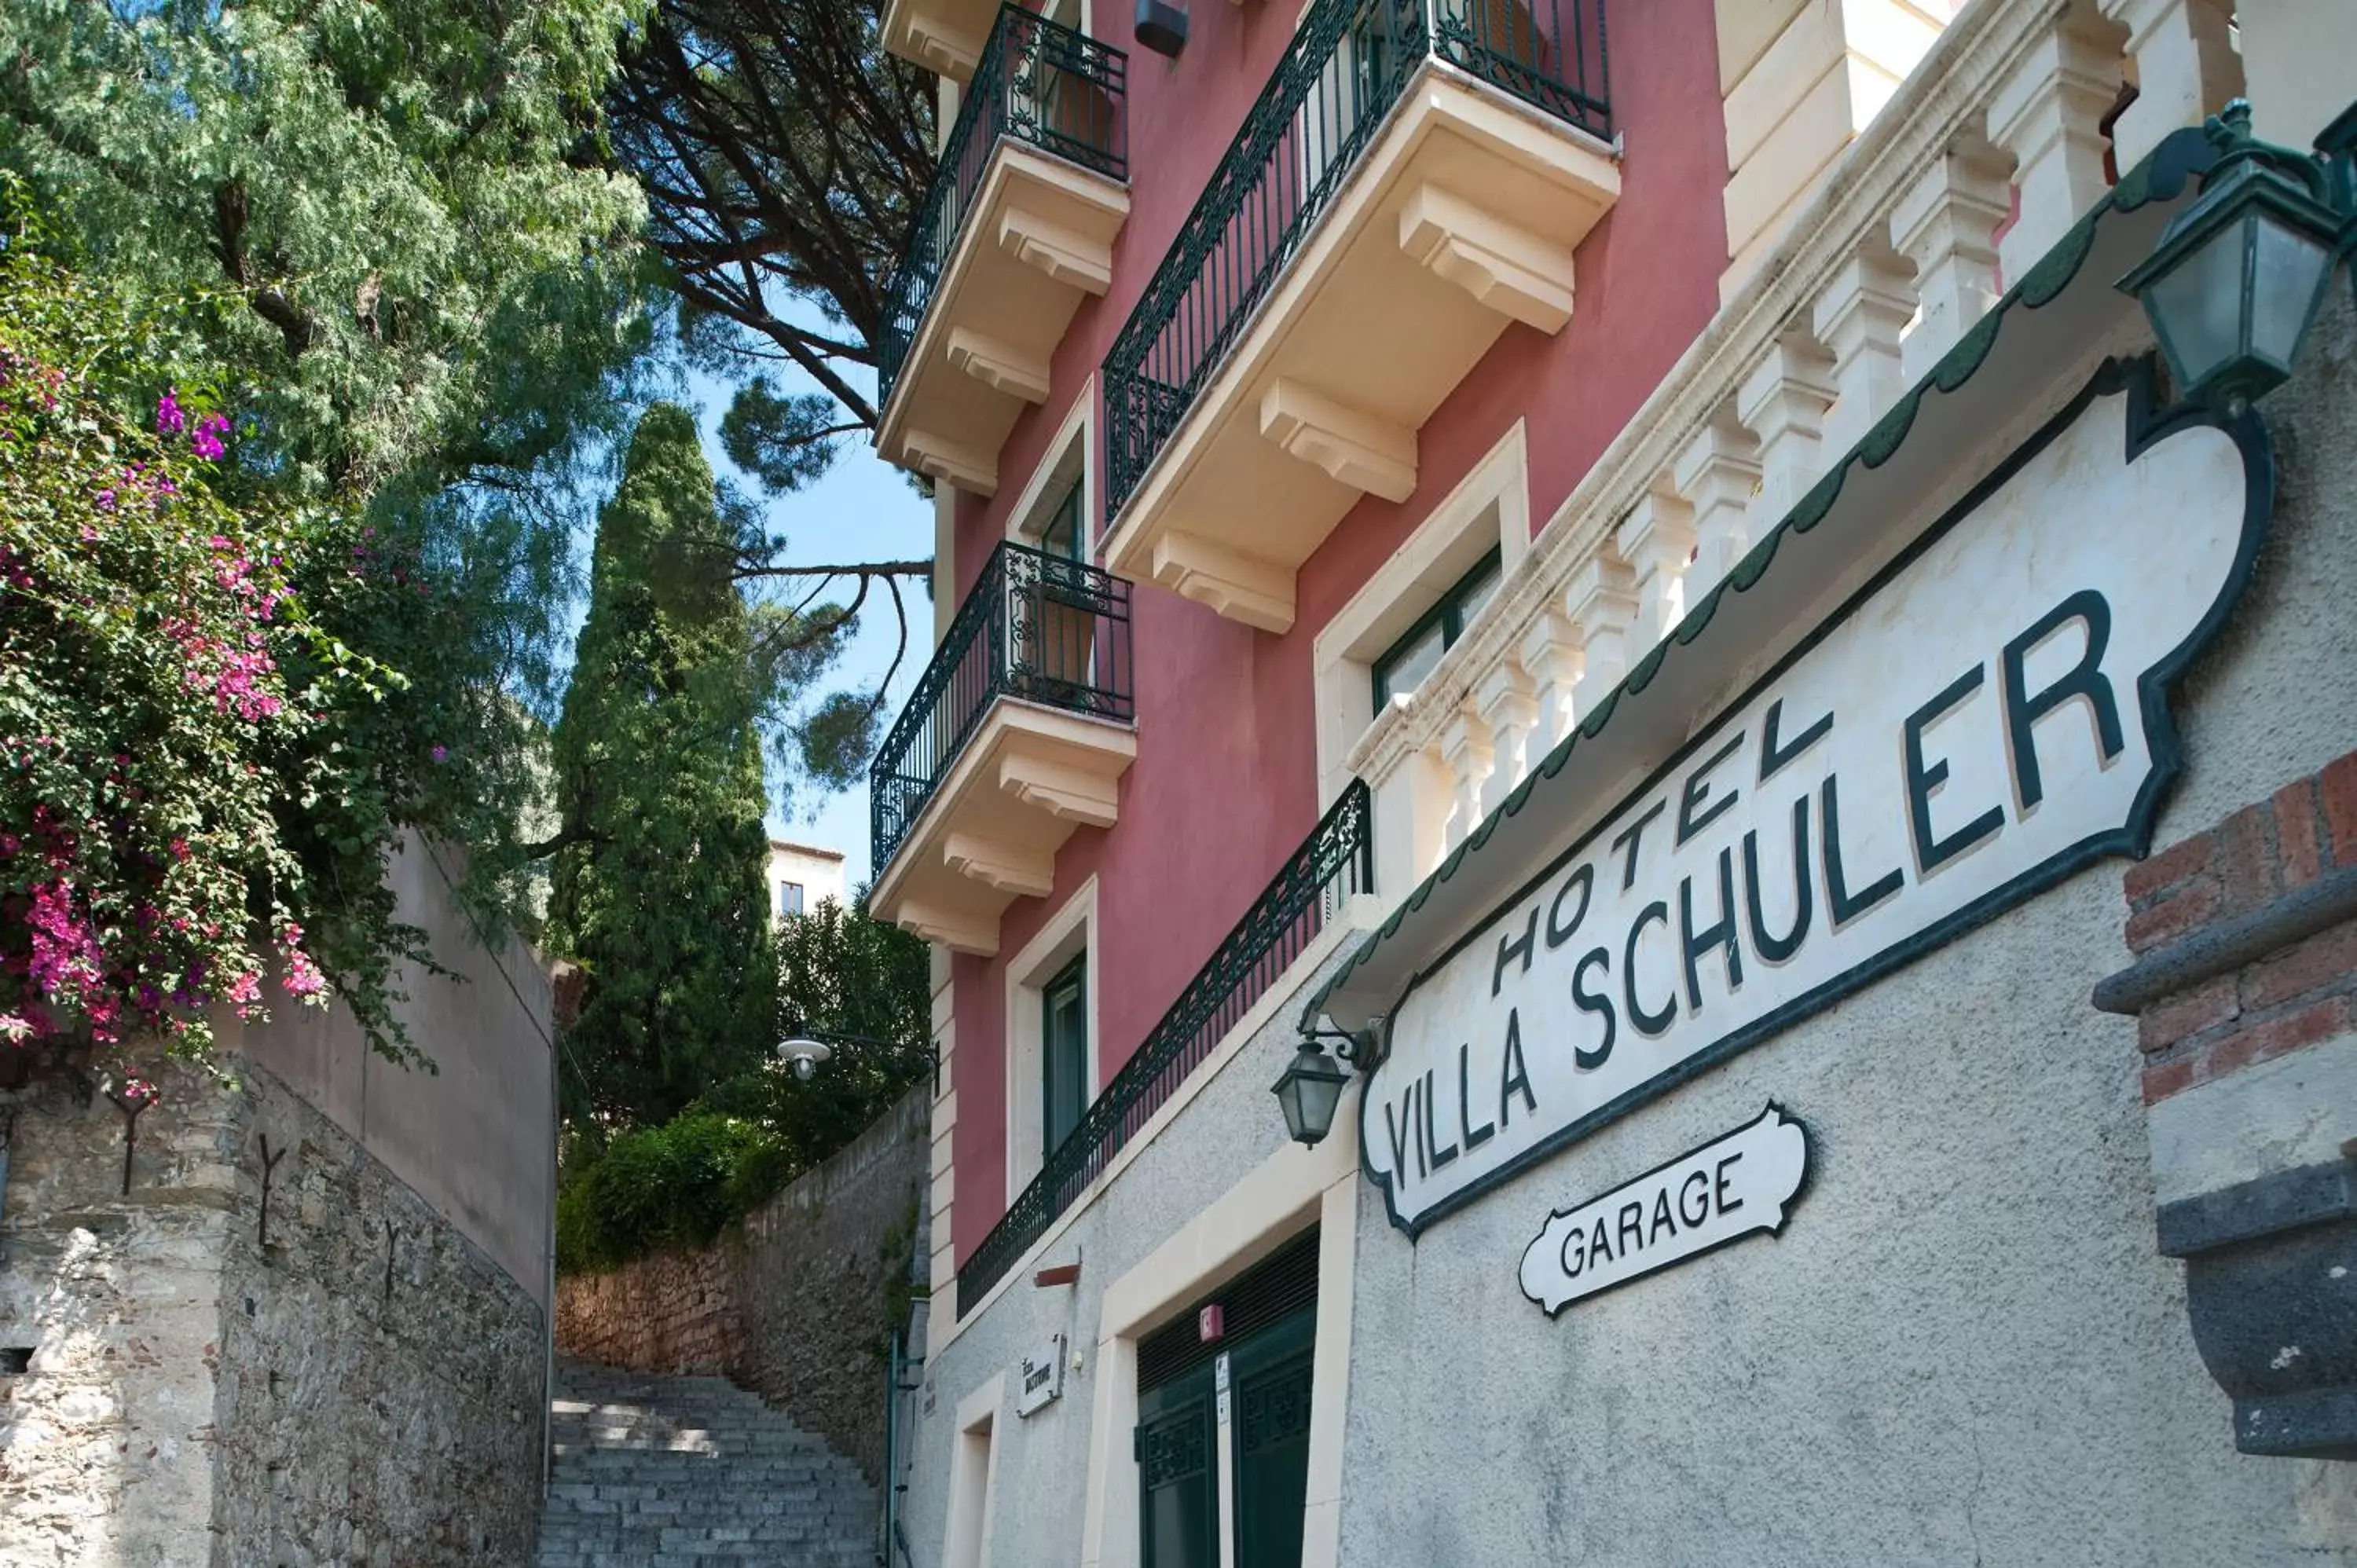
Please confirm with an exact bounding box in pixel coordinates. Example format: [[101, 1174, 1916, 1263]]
[[0, 1013, 34, 1045], [155, 391, 185, 437], [430, 745, 448, 764], [191, 415, 230, 463], [119, 1076, 159, 1108]]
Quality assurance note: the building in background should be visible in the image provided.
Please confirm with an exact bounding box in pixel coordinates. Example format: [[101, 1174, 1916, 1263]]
[[770, 838, 849, 923], [864, 1, 2357, 1564]]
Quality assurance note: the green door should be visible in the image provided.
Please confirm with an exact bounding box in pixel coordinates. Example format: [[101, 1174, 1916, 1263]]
[[1133, 1306, 1318, 1568], [1136, 1378, 1217, 1568], [1230, 1311, 1315, 1568]]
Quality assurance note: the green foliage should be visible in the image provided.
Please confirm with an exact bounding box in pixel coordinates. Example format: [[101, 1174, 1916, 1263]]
[[0, 193, 517, 1068], [718, 376, 844, 498], [700, 890, 930, 1171], [0, 0, 656, 501], [554, 1112, 787, 1273], [546, 405, 778, 1128], [554, 891, 930, 1275]]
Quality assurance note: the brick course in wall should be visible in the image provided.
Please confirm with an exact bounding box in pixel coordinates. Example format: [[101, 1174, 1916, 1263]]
[[2121, 747, 2357, 1105], [554, 1087, 926, 1484]]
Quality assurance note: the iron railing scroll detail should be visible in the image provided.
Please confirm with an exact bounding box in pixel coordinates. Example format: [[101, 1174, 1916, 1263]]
[[875, 5, 1130, 408], [956, 780, 1376, 1315], [870, 539, 1137, 877], [1100, 0, 1608, 524]]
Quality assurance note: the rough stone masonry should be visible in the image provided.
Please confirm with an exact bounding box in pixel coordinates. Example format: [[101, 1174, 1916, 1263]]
[[0, 1055, 544, 1568]]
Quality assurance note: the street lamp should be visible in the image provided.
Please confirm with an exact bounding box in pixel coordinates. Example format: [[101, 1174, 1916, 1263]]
[[1271, 1024, 1378, 1149], [2118, 100, 2351, 412], [776, 1031, 834, 1082], [776, 1022, 939, 1092]]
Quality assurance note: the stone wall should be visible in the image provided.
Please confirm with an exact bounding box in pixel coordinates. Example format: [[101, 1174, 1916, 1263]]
[[0, 1055, 545, 1567], [0, 1059, 240, 1567], [1, 837, 557, 1566], [210, 1064, 545, 1567], [555, 1086, 927, 1482]]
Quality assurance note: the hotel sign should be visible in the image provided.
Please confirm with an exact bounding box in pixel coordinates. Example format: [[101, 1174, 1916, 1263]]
[[1361, 365, 2269, 1237]]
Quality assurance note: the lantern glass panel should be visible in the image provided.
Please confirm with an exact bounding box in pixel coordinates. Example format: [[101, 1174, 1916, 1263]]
[[2248, 209, 2337, 372], [2144, 220, 2249, 393]]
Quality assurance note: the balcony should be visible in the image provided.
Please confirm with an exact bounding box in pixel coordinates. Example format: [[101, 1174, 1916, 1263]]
[[869, 540, 1137, 958], [958, 780, 1373, 1315], [1100, 0, 1616, 633], [874, 7, 1128, 496]]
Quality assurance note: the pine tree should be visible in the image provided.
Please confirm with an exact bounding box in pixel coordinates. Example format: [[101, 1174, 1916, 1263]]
[[547, 405, 777, 1130]]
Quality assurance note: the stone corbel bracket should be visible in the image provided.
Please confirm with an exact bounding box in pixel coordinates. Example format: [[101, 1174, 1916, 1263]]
[[2092, 752, 2357, 1461]]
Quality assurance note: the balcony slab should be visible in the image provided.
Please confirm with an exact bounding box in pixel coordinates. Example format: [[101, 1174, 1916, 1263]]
[[878, 146, 1129, 498], [1103, 67, 1617, 634], [882, 0, 998, 81], [872, 700, 1137, 958]]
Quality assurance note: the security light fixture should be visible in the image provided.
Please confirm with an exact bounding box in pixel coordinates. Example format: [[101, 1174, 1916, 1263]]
[[1271, 1022, 1378, 1148], [1135, 0, 1186, 57], [2119, 100, 2350, 412]]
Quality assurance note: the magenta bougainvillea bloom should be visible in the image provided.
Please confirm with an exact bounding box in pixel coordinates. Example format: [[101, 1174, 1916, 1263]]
[[191, 413, 230, 462], [154, 389, 185, 437]]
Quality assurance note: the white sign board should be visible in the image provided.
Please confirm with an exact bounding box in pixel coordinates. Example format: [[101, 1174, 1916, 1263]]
[[1016, 1333, 1065, 1417], [1519, 1105, 1809, 1312], [1359, 366, 2267, 1236]]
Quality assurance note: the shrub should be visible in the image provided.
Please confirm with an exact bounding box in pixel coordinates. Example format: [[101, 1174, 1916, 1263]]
[[555, 1112, 790, 1274]]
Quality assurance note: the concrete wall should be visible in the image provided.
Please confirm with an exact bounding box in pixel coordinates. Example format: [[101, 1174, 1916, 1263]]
[[554, 1086, 927, 1482]]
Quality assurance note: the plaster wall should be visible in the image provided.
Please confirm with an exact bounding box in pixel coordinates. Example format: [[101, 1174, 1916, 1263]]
[[1321, 299, 2357, 1565], [904, 935, 1368, 1568], [768, 838, 849, 921], [945, 0, 1729, 1269]]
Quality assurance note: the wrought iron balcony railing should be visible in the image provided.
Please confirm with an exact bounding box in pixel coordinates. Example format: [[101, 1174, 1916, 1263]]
[[874, 5, 1129, 408], [870, 539, 1135, 876], [956, 779, 1374, 1315], [1101, 0, 1609, 524]]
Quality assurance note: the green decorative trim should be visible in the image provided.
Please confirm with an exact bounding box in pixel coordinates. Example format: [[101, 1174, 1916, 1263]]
[[1301, 124, 2222, 1024]]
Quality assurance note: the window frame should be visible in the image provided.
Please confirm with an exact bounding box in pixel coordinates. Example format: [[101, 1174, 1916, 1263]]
[[776, 880, 805, 919]]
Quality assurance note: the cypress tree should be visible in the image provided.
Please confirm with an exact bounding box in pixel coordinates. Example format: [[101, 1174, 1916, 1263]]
[[548, 405, 777, 1129]]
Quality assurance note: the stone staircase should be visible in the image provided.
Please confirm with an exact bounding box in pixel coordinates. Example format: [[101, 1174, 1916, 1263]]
[[536, 1356, 878, 1568]]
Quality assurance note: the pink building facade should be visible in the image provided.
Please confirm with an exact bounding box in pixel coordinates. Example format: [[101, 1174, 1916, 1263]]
[[866, 0, 2357, 1563]]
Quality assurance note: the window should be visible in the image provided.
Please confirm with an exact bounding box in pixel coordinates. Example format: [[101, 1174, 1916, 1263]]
[[1006, 877, 1095, 1193], [1041, 951, 1088, 1156], [1369, 547, 1502, 711], [776, 881, 805, 919], [1039, 478, 1086, 562]]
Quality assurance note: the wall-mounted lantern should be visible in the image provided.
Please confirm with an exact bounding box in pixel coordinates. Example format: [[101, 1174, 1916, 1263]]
[[1271, 1022, 1378, 1148], [2118, 100, 2352, 412]]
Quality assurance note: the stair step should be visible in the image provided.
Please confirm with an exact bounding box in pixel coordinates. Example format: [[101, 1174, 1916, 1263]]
[[535, 1358, 878, 1567]]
